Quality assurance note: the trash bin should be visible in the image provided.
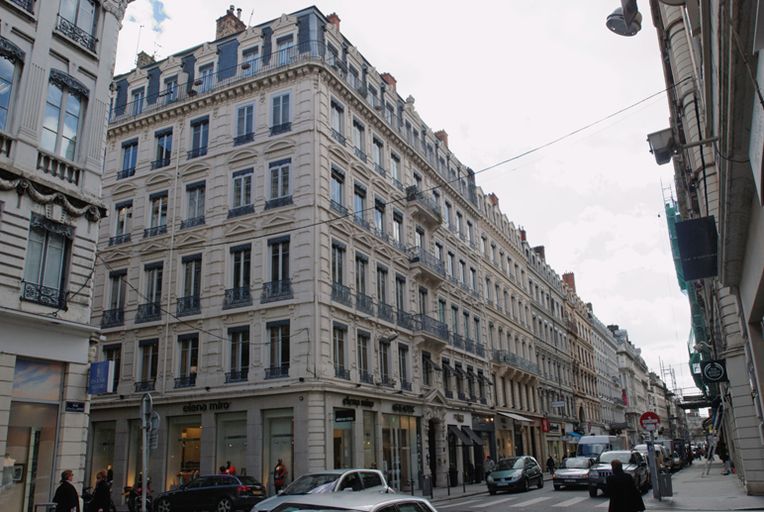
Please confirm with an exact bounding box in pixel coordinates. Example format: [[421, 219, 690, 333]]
[[422, 475, 432, 496], [658, 471, 673, 497]]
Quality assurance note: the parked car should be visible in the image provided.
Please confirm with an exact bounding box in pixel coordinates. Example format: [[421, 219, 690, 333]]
[[588, 450, 650, 497], [267, 493, 438, 512], [552, 456, 593, 490], [253, 469, 393, 512], [154, 474, 266, 512], [485, 456, 543, 494], [633, 444, 668, 472]]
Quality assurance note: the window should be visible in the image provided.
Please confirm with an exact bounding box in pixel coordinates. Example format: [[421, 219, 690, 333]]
[[198, 63, 214, 93], [357, 331, 370, 382], [267, 159, 291, 207], [445, 202, 453, 228], [144, 262, 163, 305], [330, 100, 344, 142], [228, 326, 250, 381], [446, 252, 455, 277], [107, 270, 126, 313], [373, 199, 385, 234], [58, 0, 97, 51], [398, 344, 409, 389], [271, 92, 291, 134], [189, 116, 209, 158], [21, 214, 71, 308], [355, 253, 368, 295], [330, 166, 345, 212], [418, 287, 428, 315], [390, 154, 400, 182], [120, 139, 138, 179], [332, 242, 345, 285], [456, 212, 463, 236], [265, 236, 291, 301], [230, 168, 253, 216], [0, 54, 16, 130], [470, 267, 477, 290], [242, 47, 259, 75], [326, 44, 338, 66], [352, 119, 366, 160], [463, 312, 470, 340], [333, 323, 348, 377], [235, 104, 254, 145], [367, 85, 378, 108], [163, 76, 178, 103], [179, 254, 201, 315], [138, 339, 158, 384], [422, 352, 432, 387], [395, 275, 405, 312], [276, 35, 294, 66], [379, 337, 391, 384], [103, 344, 121, 392], [392, 211, 403, 245], [372, 138, 383, 171], [348, 66, 359, 90], [146, 191, 167, 237], [438, 299, 446, 323], [376, 266, 388, 304], [224, 244, 252, 307], [111, 200, 132, 244], [177, 334, 198, 386], [459, 260, 466, 284], [443, 359, 451, 394], [385, 102, 394, 124], [353, 183, 366, 223], [41, 76, 85, 160], [183, 182, 205, 228], [153, 128, 172, 169], [267, 321, 290, 377], [415, 227, 424, 249], [131, 88, 144, 116]]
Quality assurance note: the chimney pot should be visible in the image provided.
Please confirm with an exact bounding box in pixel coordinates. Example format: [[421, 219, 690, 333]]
[[216, 5, 246, 39], [488, 193, 499, 206], [519, 228, 527, 242], [434, 130, 448, 149], [381, 72, 397, 92], [236, 8, 242, 19], [533, 246, 545, 261], [327, 13, 341, 30]]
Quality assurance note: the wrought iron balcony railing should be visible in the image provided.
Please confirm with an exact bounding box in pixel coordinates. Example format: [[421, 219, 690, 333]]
[[150, 158, 171, 170], [223, 287, 251, 309], [409, 247, 446, 278], [187, 146, 208, 159], [330, 200, 348, 216], [109, 233, 131, 246], [270, 122, 292, 136], [331, 129, 346, 145], [180, 216, 205, 229], [233, 133, 254, 146], [359, 370, 374, 384], [56, 15, 96, 52], [377, 302, 394, 323], [379, 375, 395, 388], [335, 366, 351, 380], [396, 310, 415, 330], [261, 279, 293, 303], [101, 308, 124, 328], [265, 365, 289, 379], [356, 293, 374, 315], [176, 295, 201, 316], [265, 195, 293, 210], [331, 282, 352, 306], [413, 314, 449, 341], [143, 225, 167, 238], [354, 147, 367, 163], [9, 0, 34, 14], [134, 380, 155, 392], [228, 204, 255, 218], [225, 369, 249, 383], [135, 302, 161, 323], [117, 167, 135, 180], [401, 380, 412, 391], [451, 333, 465, 350], [174, 374, 197, 388]]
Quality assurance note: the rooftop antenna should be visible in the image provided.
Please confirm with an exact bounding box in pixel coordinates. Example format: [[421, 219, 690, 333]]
[[134, 24, 144, 65], [248, 9, 254, 26]]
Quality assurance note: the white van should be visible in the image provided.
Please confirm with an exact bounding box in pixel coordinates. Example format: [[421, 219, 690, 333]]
[[575, 435, 627, 458]]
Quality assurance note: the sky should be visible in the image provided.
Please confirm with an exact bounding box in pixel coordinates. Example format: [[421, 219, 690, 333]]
[[113, 1, 697, 395]]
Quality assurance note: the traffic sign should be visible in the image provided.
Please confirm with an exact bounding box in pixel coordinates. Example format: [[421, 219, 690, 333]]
[[701, 360, 728, 383], [640, 411, 660, 432]]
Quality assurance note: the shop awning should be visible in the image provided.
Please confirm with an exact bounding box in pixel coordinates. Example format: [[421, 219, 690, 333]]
[[462, 426, 484, 446], [448, 424, 473, 446], [498, 411, 533, 423]]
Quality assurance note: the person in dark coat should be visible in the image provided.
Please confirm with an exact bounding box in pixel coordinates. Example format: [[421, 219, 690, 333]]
[[606, 459, 645, 512], [91, 470, 112, 512], [52, 469, 80, 512]]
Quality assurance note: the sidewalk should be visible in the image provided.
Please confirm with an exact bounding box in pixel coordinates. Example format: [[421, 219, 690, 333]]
[[412, 472, 554, 503]]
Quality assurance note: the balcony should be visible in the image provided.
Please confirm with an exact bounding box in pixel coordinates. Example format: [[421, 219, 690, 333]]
[[265, 195, 293, 210], [135, 302, 161, 323], [356, 293, 374, 315], [20, 281, 66, 309], [223, 287, 252, 309], [265, 365, 289, 379], [187, 146, 208, 159], [228, 204, 254, 218], [409, 247, 445, 284], [176, 295, 201, 316], [134, 380, 155, 392], [225, 369, 249, 383], [174, 374, 197, 389], [458, 392, 467, 401], [396, 310, 415, 330], [143, 225, 167, 238], [405, 186, 442, 227], [335, 366, 351, 380], [445, 390, 453, 399], [180, 216, 205, 229], [261, 279, 293, 303], [476, 344, 486, 358], [392, 177, 405, 192], [150, 158, 170, 170], [331, 129, 346, 145], [330, 200, 348, 216], [353, 214, 371, 231], [331, 282, 352, 307], [354, 147, 367, 163], [451, 333, 465, 350], [360, 370, 374, 384], [464, 338, 475, 354], [233, 133, 254, 146], [379, 375, 395, 388], [37, 151, 81, 185], [56, 15, 96, 52], [270, 122, 292, 136], [101, 309, 124, 328], [109, 233, 131, 246], [377, 302, 394, 323], [413, 314, 449, 346], [117, 167, 135, 180], [8, 0, 34, 14]]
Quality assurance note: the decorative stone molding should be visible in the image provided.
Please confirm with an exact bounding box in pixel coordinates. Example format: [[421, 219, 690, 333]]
[[0, 36, 25, 64], [101, 0, 130, 23], [30, 212, 74, 239], [50, 69, 90, 98], [0, 175, 102, 221]]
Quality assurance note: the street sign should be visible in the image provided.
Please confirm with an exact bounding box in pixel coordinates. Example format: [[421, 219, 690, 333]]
[[88, 361, 114, 394], [551, 401, 565, 408], [701, 360, 728, 383], [640, 411, 660, 432], [149, 411, 160, 450]]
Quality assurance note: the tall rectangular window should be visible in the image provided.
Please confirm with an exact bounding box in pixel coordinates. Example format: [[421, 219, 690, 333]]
[[181, 254, 201, 300], [144, 263, 163, 304], [357, 331, 370, 381], [374, 199, 385, 234], [235, 104, 254, 145], [164, 76, 178, 103], [267, 321, 290, 375], [390, 153, 400, 182], [131, 88, 144, 116], [108, 270, 126, 311], [58, 0, 97, 48], [242, 46, 259, 75], [228, 327, 250, 381], [103, 344, 121, 392], [147, 192, 168, 236], [353, 183, 366, 223], [398, 344, 409, 387], [231, 244, 251, 290], [153, 129, 172, 169], [198, 63, 214, 93], [184, 182, 205, 227], [446, 252, 455, 277], [231, 168, 253, 212], [392, 211, 403, 245], [41, 78, 84, 160], [0, 55, 16, 130], [121, 139, 138, 178], [113, 201, 132, 239], [189, 117, 209, 158], [271, 92, 291, 134], [267, 237, 290, 300], [177, 334, 199, 381], [372, 138, 383, 169], [138, 339, 158, 382], [395, 276, 405, 312], [22, 214, 71, 307], [330, 167, 345, 210], [276, 35, 294, 66], [379, 338, 391, 383], [355, 253, 368, 295], [438, 299, 446, 323], [268, 159, 291, 204], [333, 324, 348, 376], [352, 119, 365, 159], [331, 242, 345, 285], [422, 352, 432, 387], [376, 266, 387, 304], [330, 100, 344, 141], [450, 306, 459, 334]]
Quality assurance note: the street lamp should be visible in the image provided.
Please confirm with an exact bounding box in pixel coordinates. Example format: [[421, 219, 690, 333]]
[[606, 0, 642, 36]]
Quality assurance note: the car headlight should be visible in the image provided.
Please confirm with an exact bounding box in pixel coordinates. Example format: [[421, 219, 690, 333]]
[[486, 475, 494, 483]]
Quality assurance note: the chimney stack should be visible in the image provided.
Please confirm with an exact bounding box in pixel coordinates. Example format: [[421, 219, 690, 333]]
[[488, 193, 499, 207], [327, 13, 341, 30], [562, 272, 576, 293], [434, 130, 449, 149], [216, 5, 246, 39], [381, 72, 397, 92], [533, 246, 545, 261], [519, 228, 526, 242], [236, 8, 242, 19], [136, 50, 155, 68]]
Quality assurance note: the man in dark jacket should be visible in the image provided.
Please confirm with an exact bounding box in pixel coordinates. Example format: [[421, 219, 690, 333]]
[[91, 470, 112, 512], [53, 470, 80, 512], [606, 459, 645, 512]]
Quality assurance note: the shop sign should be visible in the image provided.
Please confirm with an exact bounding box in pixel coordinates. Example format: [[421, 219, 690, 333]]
[[65, 401, 85, 413], [701, 360, 728, 383], [335, 409, 356, 422], [182, 401, 231, 413], [342, 397, 374, 407], [541, 418, 550, 433], [88, 360, 114, 395], [392, 403, 415, 414], [548, 422, 561, 434]]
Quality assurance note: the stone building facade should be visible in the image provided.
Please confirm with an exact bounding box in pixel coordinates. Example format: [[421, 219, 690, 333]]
[[0, 1, 129, 510]]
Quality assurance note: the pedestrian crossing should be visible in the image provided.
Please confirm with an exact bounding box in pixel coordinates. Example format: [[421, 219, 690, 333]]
[[435, 493, 612, 510]]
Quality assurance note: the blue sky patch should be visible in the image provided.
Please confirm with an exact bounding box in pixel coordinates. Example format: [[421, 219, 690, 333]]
[[150, 0, 169, 32]]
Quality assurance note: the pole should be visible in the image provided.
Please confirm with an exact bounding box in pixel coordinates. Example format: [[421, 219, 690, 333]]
[[141, 393, 153, 512], [647, 431, 660, 501]]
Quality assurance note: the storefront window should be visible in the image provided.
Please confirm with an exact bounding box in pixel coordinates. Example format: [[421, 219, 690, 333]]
[[126, 420, 141, 487], [333, 410, 353, 469], [166, 416, 202, 490], [262, 409, 293, 492], [382, 414, 418, 492], [89, 422, 116, 484], [363, 411, 377, 469], [216, 412, 247, 476]]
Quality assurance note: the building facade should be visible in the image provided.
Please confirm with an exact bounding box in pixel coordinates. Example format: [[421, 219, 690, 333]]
[[591, 311, 626, 438], [0, 1, 129, 511]]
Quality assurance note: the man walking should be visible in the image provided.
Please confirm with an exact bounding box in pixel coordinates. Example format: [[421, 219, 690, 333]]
[[606, 459, 645, 512]]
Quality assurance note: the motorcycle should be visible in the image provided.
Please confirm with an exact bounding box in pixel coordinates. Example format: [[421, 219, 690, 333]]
[[125, 477, 153, 512]]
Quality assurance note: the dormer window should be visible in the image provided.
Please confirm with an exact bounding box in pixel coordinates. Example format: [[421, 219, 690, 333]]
[[276, 35, 294, 66]]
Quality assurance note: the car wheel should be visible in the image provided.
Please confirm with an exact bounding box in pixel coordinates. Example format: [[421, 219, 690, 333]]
[[538, 476, 544, 489], [522, 478, 529, 492], [589, 487, 598, 497], [155, 498, 171, 512], [489, 488, 497, 495], [216, 497, 233, 512]]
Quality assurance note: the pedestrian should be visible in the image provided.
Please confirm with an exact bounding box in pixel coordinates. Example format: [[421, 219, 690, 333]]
[[484, 455, 496, 475], [91, 470, 112, 512], [226, 460, 236, 475], [273, 459, 288, 492], [546, 455, 555, 474], [605, 459, 645, 512], [219, 465, 228, 474], [52, 469, 80, 512], [106, 464, 113, 484]]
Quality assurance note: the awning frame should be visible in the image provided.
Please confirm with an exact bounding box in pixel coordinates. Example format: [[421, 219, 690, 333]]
[[498, 411, 533, 423]]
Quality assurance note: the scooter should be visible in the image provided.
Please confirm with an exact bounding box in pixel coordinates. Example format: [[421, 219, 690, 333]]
[[125, 477, 153, 512]]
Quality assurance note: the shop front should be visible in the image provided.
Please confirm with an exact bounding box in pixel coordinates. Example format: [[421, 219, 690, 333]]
[[544, 420, 566, 465], [381, 403, 420, 492]]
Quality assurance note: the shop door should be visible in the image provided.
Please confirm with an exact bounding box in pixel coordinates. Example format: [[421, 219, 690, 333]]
[[382, 416, 415, 492], [514, 429, 524, 456]]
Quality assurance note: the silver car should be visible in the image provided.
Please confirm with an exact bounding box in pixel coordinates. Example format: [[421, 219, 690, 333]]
[[553, 457, 593, 490], [253, 469, 393, 512], [267, 493, 438, 512]]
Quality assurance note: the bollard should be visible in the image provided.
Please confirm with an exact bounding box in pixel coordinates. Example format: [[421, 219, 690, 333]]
[[463, 471, 466, 493], [411, 479, 414, 496]]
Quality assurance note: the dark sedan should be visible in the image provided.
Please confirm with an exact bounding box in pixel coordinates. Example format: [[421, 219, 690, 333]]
[[154, 475, 266, 512], [486, 456, 544, 494]]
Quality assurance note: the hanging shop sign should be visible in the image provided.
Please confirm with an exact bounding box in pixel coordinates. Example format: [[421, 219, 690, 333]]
[[701, 360, 728, 383]]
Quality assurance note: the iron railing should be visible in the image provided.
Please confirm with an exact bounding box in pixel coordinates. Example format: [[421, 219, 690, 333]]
[[331, 282, 352, 306], [151, 158, 171, 170], [101, 308, 124, 328], [176, 295, 201, 316], [270, 122, 291, 136], [233, 133, 254, 146], [56, 15, 96, 52], [109, 233, 131, 246], [265, 365, 289, 379], [174, 374, 197, 388], [265, 195, 293, 209], [396, 310, 415, 330], [187, 146, 208, 159], [377, 302, 394, 323], [225, 369, 249, 383], [330, 200, 348, 216], [134, 380, 155, 392], [180, 216, 205, 229], [223, 287, 251, 309], [360, 370, 374, 384], [356, 293, 374, 315], [143, 225, 167, 238], [335, 366, 351, 380], [135, 302, 161, 323], [228, 204, 255, 218], [261, 279, 293, 302], [8, 0, 34, 14], [117, 167, 135, 180], [409, 247, 446, 277], [413, 314, 449, 341]]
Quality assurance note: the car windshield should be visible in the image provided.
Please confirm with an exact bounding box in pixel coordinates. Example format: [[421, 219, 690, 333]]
[[599, 452, 631, 464], [282, 474, 340, 495], [238, 476, 260, 486], [497, 458, 524, 470], [562, 458, 590, 469], [578, 444, 606, 457]]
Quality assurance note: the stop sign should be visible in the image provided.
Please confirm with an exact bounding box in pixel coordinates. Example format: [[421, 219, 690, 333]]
[[640, 411, 660, 432]]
